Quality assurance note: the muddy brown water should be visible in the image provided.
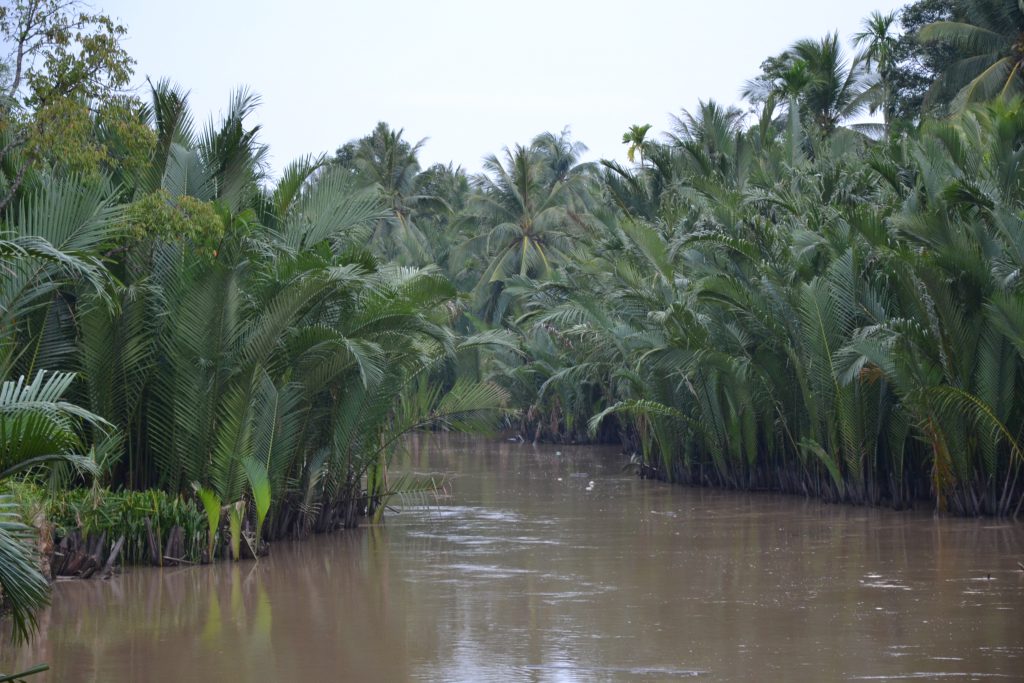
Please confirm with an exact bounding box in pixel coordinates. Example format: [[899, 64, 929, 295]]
[[3, 435, 1023, 681]]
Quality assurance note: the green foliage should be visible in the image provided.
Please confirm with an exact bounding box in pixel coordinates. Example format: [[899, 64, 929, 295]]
[[0, 368, 105, 643], [0, 1, 133, 106], [10, 483, 206, 565], [0, 371, 107, 479], [120, 190, 223, 246], [0, 0, 140, 211], [0, 94, 512, 553], [516, 97, 1024, 516], [193, 485, 221, 562], [0, 492, 47, 644], [242, 457, 270, 545], [0, 175, 120, 373], [228, 501, 244, 561], [6, 12, 1024, 656], [919, 0, 1024, 109], [889, 0, 961, 121]]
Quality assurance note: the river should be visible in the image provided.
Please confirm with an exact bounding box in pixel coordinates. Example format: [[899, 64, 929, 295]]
[[4, 435, 1023, 681]]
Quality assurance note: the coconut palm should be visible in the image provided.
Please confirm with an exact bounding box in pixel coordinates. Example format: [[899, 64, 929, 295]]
[[411, 162, 470, 281], [855, 11, 902, 73], [669, 100, 745, 149], [919, 0, 1024, 107], [854, 10, 901, 127], [531, 128, 593, 188], [332, 122, 445, 265], [460, 141, 592, 323], [790, 33, 877, 135], [668, 99, 750, 193]]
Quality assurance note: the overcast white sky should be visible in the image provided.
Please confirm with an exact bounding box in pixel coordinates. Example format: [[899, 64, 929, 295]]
[[100, 0, 907, 176]]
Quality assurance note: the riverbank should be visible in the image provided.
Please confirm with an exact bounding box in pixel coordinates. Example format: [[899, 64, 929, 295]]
[[3, 482, 341, 583]]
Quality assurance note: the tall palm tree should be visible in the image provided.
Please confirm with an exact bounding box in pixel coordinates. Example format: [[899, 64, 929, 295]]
[[531, 128, 592, 186], [460, 143, 590, 323], [668, 100, 745, 153], [350, 122, 440, 264], [790, 33, 876, 135], [854, 10, 901, 128], [854, 11, 901, 72], [919, 0, 1024, 107], [328, 122, 448, 266]]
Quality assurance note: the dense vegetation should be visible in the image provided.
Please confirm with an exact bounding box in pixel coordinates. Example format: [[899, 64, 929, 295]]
[[2, 0, 1024, 652], [0, 1, 512, 646]]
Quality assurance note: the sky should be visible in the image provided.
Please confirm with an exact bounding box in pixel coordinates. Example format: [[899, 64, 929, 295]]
[[99, 0, 908, 177]]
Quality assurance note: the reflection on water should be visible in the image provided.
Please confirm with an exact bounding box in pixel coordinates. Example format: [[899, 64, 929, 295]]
[[4, 435, 1023, 681]]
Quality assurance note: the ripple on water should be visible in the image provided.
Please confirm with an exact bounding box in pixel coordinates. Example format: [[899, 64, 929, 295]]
[[406, 531, 501, 545], [518, 663, 707, 678], [860, 574, 912, 591], [445, 563, 537, 575], [402, 505, 525, 523]]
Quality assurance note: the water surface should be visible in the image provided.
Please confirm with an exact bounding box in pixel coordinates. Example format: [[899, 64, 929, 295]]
[[4, 435, 1023, 681]]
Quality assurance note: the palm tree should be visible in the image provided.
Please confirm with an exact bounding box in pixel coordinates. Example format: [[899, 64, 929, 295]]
[[790, 33, 876, 135], [669, 100, 745, 152], [742, 53, 813, 105], [0, 371, 106, 642], [196, 88, 269, 215], [332, 122, 444, 265], [854, 10, 901, 128], [411, 162, 470, 280], [138, 78, 195, 195], [139, 82, 268, 218], [531, 128, 592, 187], [622, 124, 652, 165], [668, 100, 748, 185], [855, 11, 901, 72], [460, 143, 590, 322], [0, 176, 119, 380], [919, 0, 1024, 107]]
